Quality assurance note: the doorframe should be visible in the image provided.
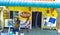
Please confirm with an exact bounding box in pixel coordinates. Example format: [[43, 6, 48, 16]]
[[32, 11, 42, 28]]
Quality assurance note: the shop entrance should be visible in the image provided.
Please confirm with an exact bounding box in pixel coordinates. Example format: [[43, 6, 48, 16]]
[[32, 12, 42, 28]]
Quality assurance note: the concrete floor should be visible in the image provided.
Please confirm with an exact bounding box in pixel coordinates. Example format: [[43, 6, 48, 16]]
[[19, 27, 60, 35], [24, 28, 57, 35], [0, 28, 60, 35]]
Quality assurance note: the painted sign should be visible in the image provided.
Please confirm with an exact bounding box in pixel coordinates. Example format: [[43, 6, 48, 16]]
[[44, 17, 56, 27]]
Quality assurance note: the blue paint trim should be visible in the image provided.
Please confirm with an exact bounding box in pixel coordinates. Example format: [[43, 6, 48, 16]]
[[0, 0, 60, 8]]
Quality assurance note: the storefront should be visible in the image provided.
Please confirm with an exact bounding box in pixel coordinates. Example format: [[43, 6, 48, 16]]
[[0, 6, 58, 30], [0, 0, 60, 35]]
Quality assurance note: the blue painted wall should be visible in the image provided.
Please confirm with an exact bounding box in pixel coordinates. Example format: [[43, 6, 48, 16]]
[[0, 0, 60, 8]]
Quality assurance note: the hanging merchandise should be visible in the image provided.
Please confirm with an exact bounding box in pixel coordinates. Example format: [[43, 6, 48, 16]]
[[16, 32, 19, 35], [8, 20, 13, 27], [20, 32, 24, 35], [50, 8, 54, 15], [13, 11, 16, 17], [9, 31, 13, 35], [13, 11, 18, 18], [5, 19, 13, 27], [1, 32, 8, 35], [9, 29, 14, 35], [44, 17, 56, 27], [8, 19, 13, 27], [13, 11, 19, 24], [58, 30, 60, 33], [1, 30, 8, 35], [10, 11, 13, 19], [44, 16, 48, 26]]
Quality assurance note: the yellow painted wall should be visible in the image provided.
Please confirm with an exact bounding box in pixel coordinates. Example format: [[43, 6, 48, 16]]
[[52, 9, 58, 18], [3, 6, 58, 29], [8, 6, 32, 20], [8, 6, 29, 11]]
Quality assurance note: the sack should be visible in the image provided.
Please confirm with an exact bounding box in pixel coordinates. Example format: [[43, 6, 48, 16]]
[[1, 32, 8, 35], [14, 22, 20, 29]]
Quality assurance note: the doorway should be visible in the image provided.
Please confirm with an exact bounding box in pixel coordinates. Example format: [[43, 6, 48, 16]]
[[32, 11, 42, 28]]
